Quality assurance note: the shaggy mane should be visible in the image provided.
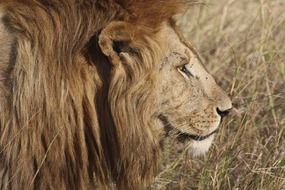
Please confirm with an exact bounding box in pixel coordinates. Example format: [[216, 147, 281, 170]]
[[0, 0, 193, 189]]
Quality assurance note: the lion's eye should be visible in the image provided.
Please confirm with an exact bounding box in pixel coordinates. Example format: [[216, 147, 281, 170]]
[[178, 64, 193, 78]]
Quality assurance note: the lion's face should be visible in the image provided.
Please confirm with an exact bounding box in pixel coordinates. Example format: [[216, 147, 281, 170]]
[[153, 24, 232, 156]]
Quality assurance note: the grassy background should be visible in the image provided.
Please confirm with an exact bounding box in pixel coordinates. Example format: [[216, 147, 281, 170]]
[[153, 0, 285, 189]]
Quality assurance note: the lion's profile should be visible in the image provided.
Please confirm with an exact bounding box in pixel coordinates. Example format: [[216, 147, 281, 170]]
[[0, 1, 232, 190]]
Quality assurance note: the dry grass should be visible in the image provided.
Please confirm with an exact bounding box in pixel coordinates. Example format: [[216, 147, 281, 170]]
[[153, 0, 285, 189]]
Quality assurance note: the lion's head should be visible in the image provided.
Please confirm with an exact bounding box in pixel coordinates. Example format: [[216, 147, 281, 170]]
[[0, 1, 232, 190]]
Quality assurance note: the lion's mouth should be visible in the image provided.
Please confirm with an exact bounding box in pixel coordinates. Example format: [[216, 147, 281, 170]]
[[158, 114, 218, 142]]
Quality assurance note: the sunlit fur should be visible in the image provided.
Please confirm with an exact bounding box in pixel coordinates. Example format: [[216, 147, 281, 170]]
[[0, 1, 232, 190]]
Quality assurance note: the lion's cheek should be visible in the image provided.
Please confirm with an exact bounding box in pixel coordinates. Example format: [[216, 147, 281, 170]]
[[187, 135, 215, 157]]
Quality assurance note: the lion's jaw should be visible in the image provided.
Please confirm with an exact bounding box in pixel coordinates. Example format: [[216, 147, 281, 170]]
[[188, 135, 215, 156]]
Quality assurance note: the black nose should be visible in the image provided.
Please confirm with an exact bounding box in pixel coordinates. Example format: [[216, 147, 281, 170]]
[[216, 108, 231, 118]]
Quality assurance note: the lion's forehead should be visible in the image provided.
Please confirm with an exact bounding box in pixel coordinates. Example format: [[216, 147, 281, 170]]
[[155, 23, 189, 56]]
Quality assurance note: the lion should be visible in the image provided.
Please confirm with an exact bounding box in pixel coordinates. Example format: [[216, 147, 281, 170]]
[[0, 0, 232, 190]]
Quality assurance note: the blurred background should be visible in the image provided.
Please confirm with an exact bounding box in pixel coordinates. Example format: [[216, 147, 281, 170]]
[[153, 0, 285, 189]]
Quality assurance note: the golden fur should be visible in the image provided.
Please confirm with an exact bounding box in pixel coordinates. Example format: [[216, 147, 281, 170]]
[[0, 1, 232, 190]]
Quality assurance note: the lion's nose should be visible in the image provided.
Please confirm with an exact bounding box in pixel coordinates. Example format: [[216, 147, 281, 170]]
[[216, 108, 231, 119]]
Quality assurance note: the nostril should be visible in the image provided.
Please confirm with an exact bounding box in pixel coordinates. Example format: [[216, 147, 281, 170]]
[[216, 108, 231, 118]]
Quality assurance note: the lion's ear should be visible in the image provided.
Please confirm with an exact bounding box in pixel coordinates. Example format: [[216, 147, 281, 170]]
[[98, 21, 135, 66]]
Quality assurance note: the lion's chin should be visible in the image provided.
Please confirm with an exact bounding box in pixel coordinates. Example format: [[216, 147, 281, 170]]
[[187, 135, 215, 157]]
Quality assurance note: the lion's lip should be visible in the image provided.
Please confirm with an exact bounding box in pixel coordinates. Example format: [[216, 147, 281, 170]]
[[158, 114, 218, 142], [176, 129, 218, 142]]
